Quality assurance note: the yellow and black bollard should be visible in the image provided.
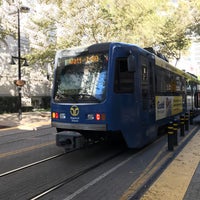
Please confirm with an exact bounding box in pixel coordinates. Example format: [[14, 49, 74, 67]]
[[180, 115, 185, 137], [173, 119, 178, 146], [185, 112, 189, 131], [168, 121, 174, 151]]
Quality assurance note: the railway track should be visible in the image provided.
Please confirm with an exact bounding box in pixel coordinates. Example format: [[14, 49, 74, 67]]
[[0, 147, 125, 200], [0, 139, 104, 178], [30, 150, 125, 200], [0, 153, 65, 177], [1, 144, 127, 199], [0, 127, 128, 199], [0, 125, 199, 200]]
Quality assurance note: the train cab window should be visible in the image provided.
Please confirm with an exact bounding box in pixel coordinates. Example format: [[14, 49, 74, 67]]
[[114, 58, 134, 93]]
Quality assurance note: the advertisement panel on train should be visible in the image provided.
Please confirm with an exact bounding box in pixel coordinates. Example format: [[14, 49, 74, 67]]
[[156, 96, 183, 120]]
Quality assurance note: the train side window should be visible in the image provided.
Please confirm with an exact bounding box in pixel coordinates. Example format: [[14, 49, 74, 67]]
[[155, 68, 168, 93], [142, 65, 148, 81], [114, 58, 134, 93], [141, 64, 148, 110]]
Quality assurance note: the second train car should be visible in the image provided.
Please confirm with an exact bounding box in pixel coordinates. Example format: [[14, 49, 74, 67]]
[[51, 42, 200, 149]]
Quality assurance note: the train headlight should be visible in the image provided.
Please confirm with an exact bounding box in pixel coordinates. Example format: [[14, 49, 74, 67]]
[[86, 114, 95, 120], [60, 113, 66, 119]]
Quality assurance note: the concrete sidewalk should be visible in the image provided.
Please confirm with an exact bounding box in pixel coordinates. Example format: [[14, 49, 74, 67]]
[[141, 127, 200, 200], [0, 111, 51, 130]]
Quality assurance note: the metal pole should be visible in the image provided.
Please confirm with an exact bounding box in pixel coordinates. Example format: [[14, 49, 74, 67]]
[[17, 8, 22, 120]]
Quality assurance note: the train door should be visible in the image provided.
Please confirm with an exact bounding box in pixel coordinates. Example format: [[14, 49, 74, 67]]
[[110, 46, 139, 147], [140, 55, 157, 141], [195, 90, 200, 108]]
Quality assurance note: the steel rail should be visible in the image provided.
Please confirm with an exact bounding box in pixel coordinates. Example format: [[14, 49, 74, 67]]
[[0, 153, 64, 177], [30, 150, 125, 200]]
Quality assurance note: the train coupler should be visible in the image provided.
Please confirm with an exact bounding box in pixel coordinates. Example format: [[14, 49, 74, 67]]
[[56, 131, 84, 151]]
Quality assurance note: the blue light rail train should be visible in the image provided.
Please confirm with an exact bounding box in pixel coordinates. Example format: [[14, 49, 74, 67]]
[[51, 42, 200, 149]]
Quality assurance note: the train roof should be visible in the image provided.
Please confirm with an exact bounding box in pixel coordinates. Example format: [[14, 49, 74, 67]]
[[155, 56, 200, 83]]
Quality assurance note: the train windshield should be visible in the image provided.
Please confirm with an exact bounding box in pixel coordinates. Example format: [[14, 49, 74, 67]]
[[53, 52, 109, 103]]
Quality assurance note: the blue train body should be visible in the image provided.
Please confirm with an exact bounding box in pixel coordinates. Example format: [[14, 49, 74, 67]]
[[51, 42, 199, 148]]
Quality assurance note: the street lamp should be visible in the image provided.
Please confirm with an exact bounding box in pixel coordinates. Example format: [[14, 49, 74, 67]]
[[10, 6, 30, 120]]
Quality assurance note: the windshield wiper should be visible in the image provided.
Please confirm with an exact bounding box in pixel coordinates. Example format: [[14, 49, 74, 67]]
[[75, 94, 101, 103], [55, 93, 78, 102], [55, 93, 101, 103]]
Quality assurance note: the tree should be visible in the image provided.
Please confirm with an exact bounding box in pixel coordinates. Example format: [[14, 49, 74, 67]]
[[155, 1, 194, 63], [188, 0, 200, 37], [24, 1, 58, 65], [0, 1, 15, 39], [101, 0, 168, 46], [17, 0, 200, 66]]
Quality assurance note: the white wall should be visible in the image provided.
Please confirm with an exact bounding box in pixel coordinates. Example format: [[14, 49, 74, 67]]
[[0, 36, 51, 98]]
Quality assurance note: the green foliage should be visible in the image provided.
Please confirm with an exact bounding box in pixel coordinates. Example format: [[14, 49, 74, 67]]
[[157, 18, 191, 60], [24, 0, 199, 65], [27, 44, 56, 65], [188, 0, 200, 36], [155, 1, 192, 60], [0, 28, 9, 39]]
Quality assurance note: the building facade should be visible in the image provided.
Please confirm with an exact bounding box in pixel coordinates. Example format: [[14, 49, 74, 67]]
[[0, 35, 51, 112]]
